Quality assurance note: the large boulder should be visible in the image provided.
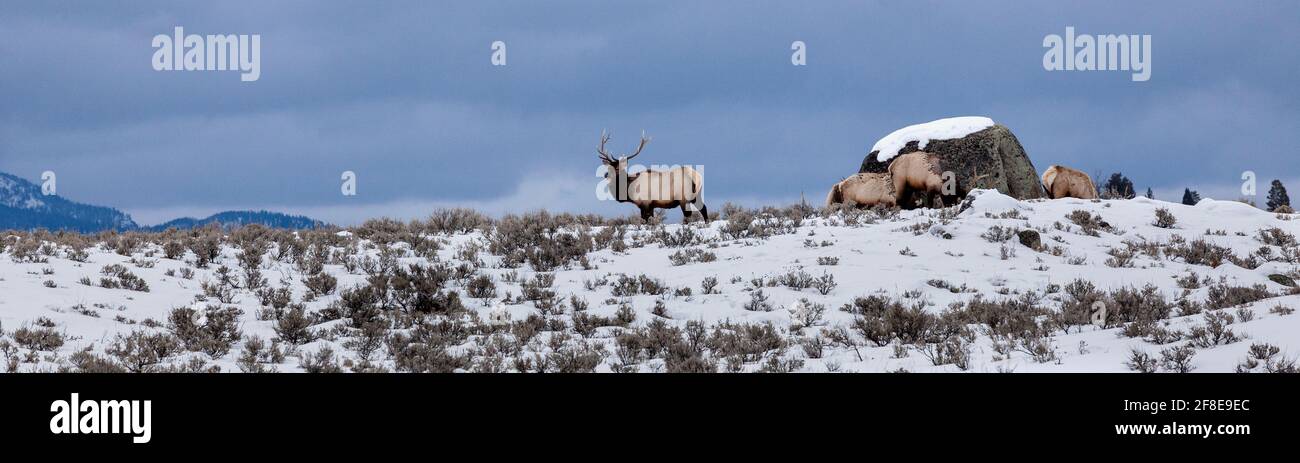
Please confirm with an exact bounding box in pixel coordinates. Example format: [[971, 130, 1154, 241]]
[[859, 123, 1047, 200], [1017, 229, 1042, 251]]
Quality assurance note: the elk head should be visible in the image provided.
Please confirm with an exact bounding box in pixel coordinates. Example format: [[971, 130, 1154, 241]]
[[597, 129, 650, 176], [597, 130, 650, 200]]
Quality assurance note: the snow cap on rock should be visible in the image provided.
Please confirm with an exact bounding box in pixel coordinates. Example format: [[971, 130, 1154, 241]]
[[871, 116, 995, 163]]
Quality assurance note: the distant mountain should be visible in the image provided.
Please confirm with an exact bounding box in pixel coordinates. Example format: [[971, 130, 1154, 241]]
[[0, 171, 326, 233], [0, 172, 138, 232], [143, 210, 326, 231]]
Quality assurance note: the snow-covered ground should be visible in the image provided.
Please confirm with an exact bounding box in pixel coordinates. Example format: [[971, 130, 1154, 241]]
[[1, 190, 1298, 373]]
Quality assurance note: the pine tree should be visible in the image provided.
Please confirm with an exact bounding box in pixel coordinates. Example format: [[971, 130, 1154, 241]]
[[1145, 187, 1154, 199], [1182, 188, 1201, 206], [1102, 173, 1135, 199], [1266, 180, 1290, 211]]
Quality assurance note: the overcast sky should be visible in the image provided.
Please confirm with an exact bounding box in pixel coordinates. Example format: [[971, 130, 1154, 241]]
[[2, 1, 1297, 225]]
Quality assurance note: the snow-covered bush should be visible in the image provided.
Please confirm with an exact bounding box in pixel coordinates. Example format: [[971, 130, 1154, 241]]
[[99, 264, 150, 292], [788, 299, 826, 328], [299, 345, 343, 373], [667, 247, 716, 266], [1206, 283, 1272, 310], [700, 276, 719, 294], [1159, 344, 1197, 373], [1153, 208, 1177, 228], [1125, 349, 1158, 373], [236, 335, 285, 373], [1164, 238, 1236, 268], [167, 306, 243, 357], [1188, 311, 1240, 347], [420, 208, 492, 235], [106, 331, 182, 373], [743, 288, 772, 312], [1235, 343, 1298, 373], [1065, 210, 1108, 236], [189, 235, 221, 268], [13, 324, 64, 351]]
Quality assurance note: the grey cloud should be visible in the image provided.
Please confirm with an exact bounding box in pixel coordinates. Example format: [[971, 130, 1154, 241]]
[[2, 1, 1297, 222]]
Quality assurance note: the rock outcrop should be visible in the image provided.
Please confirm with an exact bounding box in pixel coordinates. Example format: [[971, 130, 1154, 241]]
[[859, 124, 1047, 200]]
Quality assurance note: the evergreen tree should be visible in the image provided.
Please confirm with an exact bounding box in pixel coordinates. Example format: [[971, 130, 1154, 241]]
[[1266, 179, 1290, 211], [1102, 173, 1135, 199], [1145, 187, 1154, 199], [1182, 188, 1201, 206]]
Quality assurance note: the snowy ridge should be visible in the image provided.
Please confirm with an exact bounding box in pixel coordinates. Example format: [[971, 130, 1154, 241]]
[[0, 173, 45, 210], [1, 191, 1298, 373], [0, 171, 139, 232], [871, 116, 995, 162]]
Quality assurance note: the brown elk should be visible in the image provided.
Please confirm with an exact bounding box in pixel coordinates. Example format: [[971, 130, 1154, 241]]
[[888, 151, 949, 209], [825, 173, 896, 209], [1041, 165, 1098, 200], [598, 130, 709, 223]]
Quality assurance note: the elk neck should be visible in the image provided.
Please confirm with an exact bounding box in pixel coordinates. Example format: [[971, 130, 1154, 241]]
[[608, 164, 640, 203]]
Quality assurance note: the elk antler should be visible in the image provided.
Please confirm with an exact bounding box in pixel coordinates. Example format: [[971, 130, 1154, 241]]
[[625, 130, 651, 161], [597, 130, 613, 163]]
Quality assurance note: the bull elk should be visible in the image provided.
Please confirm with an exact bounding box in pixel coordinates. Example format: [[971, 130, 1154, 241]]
[[1041, 165, 1098, 200], [598, 130, 709, 223], [825, 173, 896, 209], [888, 151, 951, 209]]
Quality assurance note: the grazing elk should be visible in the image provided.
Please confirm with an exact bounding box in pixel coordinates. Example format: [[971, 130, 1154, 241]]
[[598, 130, 709, 223], [825, 173, 896, 209], [1041, 165, 1098, 200], [888, 151, 949, 209]]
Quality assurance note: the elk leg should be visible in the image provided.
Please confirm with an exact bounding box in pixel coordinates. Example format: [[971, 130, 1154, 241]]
[[699, 203, 710, 223], [679, 203, 692, 223], [640, 207, 653, 223], [897, 186, 915, 210], [929, 190, 944, 209]]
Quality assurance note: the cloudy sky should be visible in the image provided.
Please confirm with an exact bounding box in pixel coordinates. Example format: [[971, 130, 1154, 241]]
[[2, 1, 1297, 225]]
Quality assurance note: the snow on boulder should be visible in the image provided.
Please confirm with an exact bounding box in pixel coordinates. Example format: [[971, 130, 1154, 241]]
[[870, 116, 995, 163], [860, 118, 1048, 201]]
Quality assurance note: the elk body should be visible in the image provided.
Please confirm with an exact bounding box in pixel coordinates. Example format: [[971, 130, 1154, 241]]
[[598, 131, 709, 223], [1041, 165, 1098, 200], [825, 173, 896, 209], [888, 151, 949, 209]]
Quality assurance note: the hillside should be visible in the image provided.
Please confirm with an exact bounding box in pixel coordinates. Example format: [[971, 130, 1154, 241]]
[[144, 210, 325, 232], [0, 172, 138, 232], [0, 191, 1297, 373], [0, 171, 325, 233]]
